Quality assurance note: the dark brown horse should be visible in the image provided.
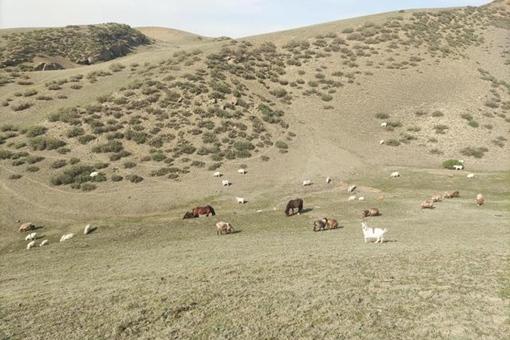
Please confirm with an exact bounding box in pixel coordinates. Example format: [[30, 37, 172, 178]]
[[183, 205, 216, 219], [285, 198, 303, 216]]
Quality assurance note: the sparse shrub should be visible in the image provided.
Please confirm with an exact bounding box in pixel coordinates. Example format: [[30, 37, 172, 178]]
[[26, 166, 40, 172], [123, 161, 137, 169], [111, 174, 123, 182], [375, 113, 389, 119], [275, 141, 288, 149], [468, 120, 479, 128], [29, 137, 66, 151], [321, 94, 333, 102], [26, 126, 47, 137], [432, 110, 444, 117], [51, 159, 67, 169], [81, 183, 97, 191], [442, 159, 463, 169], [414, 110, 427, 116], [9, 174, 22, 180], [460, 147, 489, 158], [78, 135, 96, 144], [92, 140, 123, 153], [67, 127, 85, 138], [126, 174, 143, 183], [433, 124, 449, 134], [11, 102, 33, 111], [386, 139, 400, 146], [50, 165, 94, 186]]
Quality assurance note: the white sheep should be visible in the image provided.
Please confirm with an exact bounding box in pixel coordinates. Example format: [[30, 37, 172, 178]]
[[390, 171, 400, 178], [348, 195, 357, 201], [453, 165, 464, 170], [25, 232, 37, 241], [326, 177, 332, 184], [236, 197, 246, 204], [302, 180, 312, 186], [467, 173, 475, 178], [60, 233, 74, 242], [39, 240, 49, 247], [361, 222, 387, 244], [90, 171, 99, 178], [379, 140, 385, 145], [358, 196, 365, 201], [213, 171, 222, 177], [83, 224, 96, 235], [26, 240, 36, 250], [381, 122, 388, 128], [237, 168, 247, 175], [222, 179, 231, 186]]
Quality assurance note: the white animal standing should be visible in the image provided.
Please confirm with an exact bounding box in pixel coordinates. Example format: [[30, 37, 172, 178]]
[[39, 240, 49, 247], [25, 232, 37, 241], [302, 180, 312, 186], [358, 196, 365, 201], [26, 241, 36, 250], [381, 122, 388, 128], [390, 171, 400, 178], [213, 171, 222, 177], [222, 179, 231, 186], [453, 165, 464, 170], [379, 140, 385, 145], [60, 233, 74, 242], [467, 173, 475, 178], [326, 177, 332, 184], [236, 197, 246, 204], [237, 168, 247, 175], [348, 195, 357, 201], [90, 171, 99, 178], [361, 222, 387, 244]]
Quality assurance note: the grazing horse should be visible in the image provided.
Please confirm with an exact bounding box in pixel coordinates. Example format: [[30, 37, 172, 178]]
[[183, 205, 216, 219], [285, 198, 303, 216]]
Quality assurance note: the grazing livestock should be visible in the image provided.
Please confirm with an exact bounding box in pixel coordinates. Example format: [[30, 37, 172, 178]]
[[348, 195, 357, 201], [90, 171, 99, 178], [443, 191, 460, 199], [25, 232, 37, 241], [348, 185, 357, 193], [313, 219, 326, 232], [19, 222, 35, 232], [26, 241, 36, 250], [83, 224, 96, 235], [237, 168, 247, 175], [285, 198, 304, 216], [302, 180, 312, 186], [453, 165, 464, 170], [39, 240, 49, 247], [361, 222, 387, 244], [326, 177, 332, 184], [222, 179, 231, 186], [322, 218, 339, 230], [431, 194, 442, 203], [216, 221, 234, 235], [236, 197, 247, 204], [467, 173, 475, 178], [379, 140, 385, 145], [213, 171, 222, 177], [476, 193, 485, 206], [390, 171, 400, 178], [358, 196, 365, 201], [421, 200, 434, 209], [362, 208, 380, 218], [60, 233, 74, 242], [183, 206, 216, 219], [381, 122, 388, 128]]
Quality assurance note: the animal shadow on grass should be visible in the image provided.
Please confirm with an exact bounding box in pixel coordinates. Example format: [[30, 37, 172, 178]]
[[33, 225, 44, 231], [225, 230, 242, 235], [299, 208, 313, 215]]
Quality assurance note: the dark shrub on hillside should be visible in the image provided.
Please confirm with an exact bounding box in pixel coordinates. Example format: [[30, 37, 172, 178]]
[[26, 126, 47, 137], [92, 140, 123, 153], [442, 159, 463, 169], [50, 165, 95, 186], [29, 137, 66, 151]]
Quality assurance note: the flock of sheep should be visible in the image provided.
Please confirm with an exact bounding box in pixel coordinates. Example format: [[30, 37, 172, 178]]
[[19, 222, 96, 250]]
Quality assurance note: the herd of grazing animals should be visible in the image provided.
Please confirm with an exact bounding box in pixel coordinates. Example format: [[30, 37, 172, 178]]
[[16, 166, 486, 248]]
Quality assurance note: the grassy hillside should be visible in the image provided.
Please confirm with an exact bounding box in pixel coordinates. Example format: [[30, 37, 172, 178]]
[[0, 2, 509, 338]]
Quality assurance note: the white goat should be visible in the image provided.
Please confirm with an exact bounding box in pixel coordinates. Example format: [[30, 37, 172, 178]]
[[213, 171, 222, 177], [348, 195, 357, 201], [390, 171, 400, 178], [39, 240, 49, 247], [379, 139, 385, 145], [60, 233, 74, 242], [25, 232, 37, 241], [26, 241, 36, 250], [467, 173, 475, 178], [381, 122, 388, 128], [236, 197, 246, 204], [222, 179, 231, 186], [90, 171, 99, 178], [361, 222, 387, 244], [302, 180, 312, 186], [237, 168, 247, 175], [326, 177, 332, 184], [358, 196, 365, 201], [453, 165, 464, 170]]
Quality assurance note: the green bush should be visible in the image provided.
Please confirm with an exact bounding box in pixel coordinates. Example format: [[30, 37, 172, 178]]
[[126, 174, 143, 183], [386, 139, 400, 146], [111, 174, 123, 182], [442, 159, 463, 169], [81, 183, 97, 191], [26, 126, 48, 137], [375, 113, 389, 119], [275, 141, 288, 149], [92, 140, 123, 153], [29, 137, 66, 151], [460, 146, 488, 159], [51, 159, 67, 169], [50, 165, 94, 186]]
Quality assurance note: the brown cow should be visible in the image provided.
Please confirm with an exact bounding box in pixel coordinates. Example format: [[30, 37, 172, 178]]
[[19, 222, 35, 233], [361, 208, 380, 218]]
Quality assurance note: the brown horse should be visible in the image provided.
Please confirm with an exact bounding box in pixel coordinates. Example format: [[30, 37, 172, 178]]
[[285, 198, 303, 216], [183, 205, 216, 219]]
